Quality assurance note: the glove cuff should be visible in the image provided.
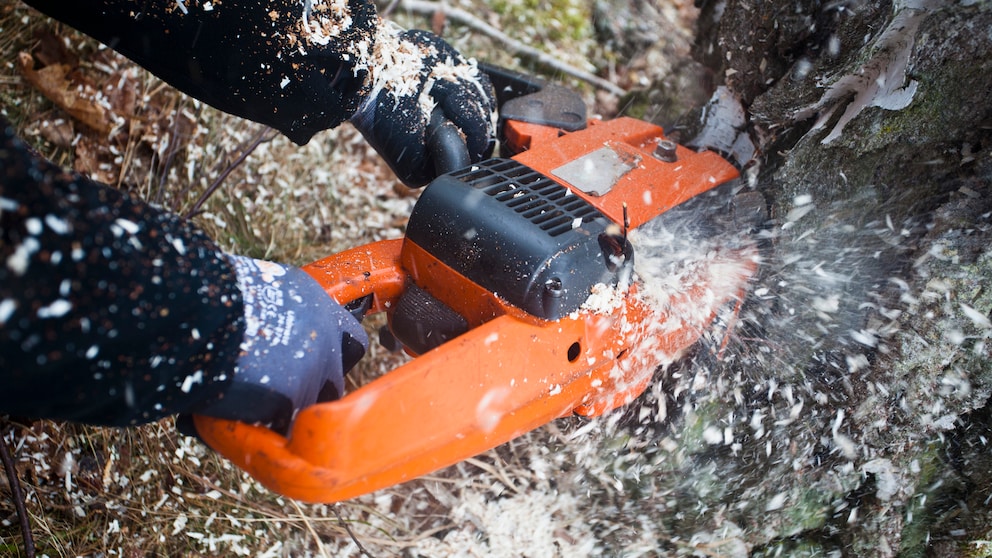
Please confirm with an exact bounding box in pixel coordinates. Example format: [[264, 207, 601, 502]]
[[190, 255, 368, 432]]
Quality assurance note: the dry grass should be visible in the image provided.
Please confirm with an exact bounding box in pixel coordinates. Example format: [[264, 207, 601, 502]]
[[0, 0, 700, 555]]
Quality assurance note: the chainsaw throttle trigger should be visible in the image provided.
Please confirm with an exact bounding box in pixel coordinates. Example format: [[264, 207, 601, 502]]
[[390, 283, 469, 354]]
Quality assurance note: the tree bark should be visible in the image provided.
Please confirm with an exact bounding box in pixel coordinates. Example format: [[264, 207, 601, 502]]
[[597, 1, 992, 555]]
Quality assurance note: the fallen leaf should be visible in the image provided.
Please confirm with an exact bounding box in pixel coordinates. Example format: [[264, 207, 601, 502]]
[[74, 133, 118, 185], [31, 27, 78, 68], [18, 51, 113, 136], [37, 115, 75, 148], [104, 70, 138, 118], [392, 181, 420, 198]]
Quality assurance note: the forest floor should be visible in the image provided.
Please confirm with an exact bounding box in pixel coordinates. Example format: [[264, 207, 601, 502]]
[[0, 0, 705, 556]]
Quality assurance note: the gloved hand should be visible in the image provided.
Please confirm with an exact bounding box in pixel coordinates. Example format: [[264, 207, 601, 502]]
[[190, 255, 367, 435], [350, 25, 497, 187]]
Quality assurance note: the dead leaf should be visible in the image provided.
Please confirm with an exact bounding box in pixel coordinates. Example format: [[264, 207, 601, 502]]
[[74, 133, 118, 185], [37, 115, 75, 148], [392, 181, 420, 198], [104, 69, 138, 118], [31, 27, 78, 68], [18, 51, 113, 136]]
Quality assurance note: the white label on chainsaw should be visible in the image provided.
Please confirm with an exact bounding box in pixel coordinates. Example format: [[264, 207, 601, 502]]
[[551, 145, 640, 196]]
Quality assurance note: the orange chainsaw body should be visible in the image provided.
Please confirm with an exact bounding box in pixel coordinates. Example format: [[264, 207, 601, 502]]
[[194, 112, 754, 503]]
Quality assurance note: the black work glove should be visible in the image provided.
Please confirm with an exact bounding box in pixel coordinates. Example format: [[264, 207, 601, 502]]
[[350, 25, 497, 187], [189, 255, 367, 435]]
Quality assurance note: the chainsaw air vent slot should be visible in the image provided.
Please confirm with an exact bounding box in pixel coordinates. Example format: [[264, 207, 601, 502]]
[[450, 159, 600, 238], [406, 158, 622, 320]]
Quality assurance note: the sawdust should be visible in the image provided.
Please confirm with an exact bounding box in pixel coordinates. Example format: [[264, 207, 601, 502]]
[[300, 0, 354, 46], [361, 20, 435, 117]]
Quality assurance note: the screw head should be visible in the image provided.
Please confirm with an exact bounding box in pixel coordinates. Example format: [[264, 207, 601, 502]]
[[654, 140, 678, 163]]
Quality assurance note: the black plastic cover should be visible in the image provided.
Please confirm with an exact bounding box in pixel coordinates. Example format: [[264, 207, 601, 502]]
[[500, 84, 587, 133], [405, 158, 622, 320]]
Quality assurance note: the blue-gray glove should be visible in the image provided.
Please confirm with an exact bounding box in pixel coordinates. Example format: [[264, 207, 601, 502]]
[[193, 255, 367, 435], [350, 25, 497, 187]]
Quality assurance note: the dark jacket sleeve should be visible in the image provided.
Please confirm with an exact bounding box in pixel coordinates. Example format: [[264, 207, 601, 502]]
[[0, 120, 244, 426], [23, 0, 379, 144]]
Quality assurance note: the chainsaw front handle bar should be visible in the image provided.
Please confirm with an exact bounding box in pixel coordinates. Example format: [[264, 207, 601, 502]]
[[426, 62, 572, 177], [427, 109, 472, 178]]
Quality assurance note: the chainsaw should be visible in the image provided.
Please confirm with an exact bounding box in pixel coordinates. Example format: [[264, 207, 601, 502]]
[[193, 66, 759, 503]]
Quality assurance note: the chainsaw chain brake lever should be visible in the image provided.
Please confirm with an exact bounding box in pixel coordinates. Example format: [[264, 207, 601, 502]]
[[477, 63, 586, 130]]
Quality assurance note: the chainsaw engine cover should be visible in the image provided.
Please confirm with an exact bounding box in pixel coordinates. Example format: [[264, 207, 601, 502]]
[[404, 158, 627, 321]]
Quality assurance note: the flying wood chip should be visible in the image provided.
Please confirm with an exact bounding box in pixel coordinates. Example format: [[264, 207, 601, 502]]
[[17, 51, 113, 136]]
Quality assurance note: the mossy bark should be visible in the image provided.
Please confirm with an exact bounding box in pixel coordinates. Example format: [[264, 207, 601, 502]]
[[591, 2, 992, 556]]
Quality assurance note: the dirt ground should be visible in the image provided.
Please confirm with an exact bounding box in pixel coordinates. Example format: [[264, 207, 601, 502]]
[[1, 0, 706, 556]]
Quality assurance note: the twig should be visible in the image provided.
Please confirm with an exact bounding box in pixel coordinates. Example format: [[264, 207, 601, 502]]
[[332, 505, 374, 557], [393, 0, 627, 97], [182, 125, 274, 220], [463, 456, 520, 495], [0, 424, 36, 558], [380, 0, 402, 17], [156, 108, 187, 207], [343, 523, 456, 547], [291, 500, 331, 558]]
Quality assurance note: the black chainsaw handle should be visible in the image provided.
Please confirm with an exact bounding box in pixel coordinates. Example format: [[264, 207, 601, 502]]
[[427, 64, 589, 177], [424, 64, 521, 176], [427, 109, 471, 177]]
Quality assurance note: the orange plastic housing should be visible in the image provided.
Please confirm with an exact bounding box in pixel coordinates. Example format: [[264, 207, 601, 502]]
[[193, 115, 754, 503]]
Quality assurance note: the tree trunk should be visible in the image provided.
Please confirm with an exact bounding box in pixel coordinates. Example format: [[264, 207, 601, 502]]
[[594, 1, 992, 555]]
